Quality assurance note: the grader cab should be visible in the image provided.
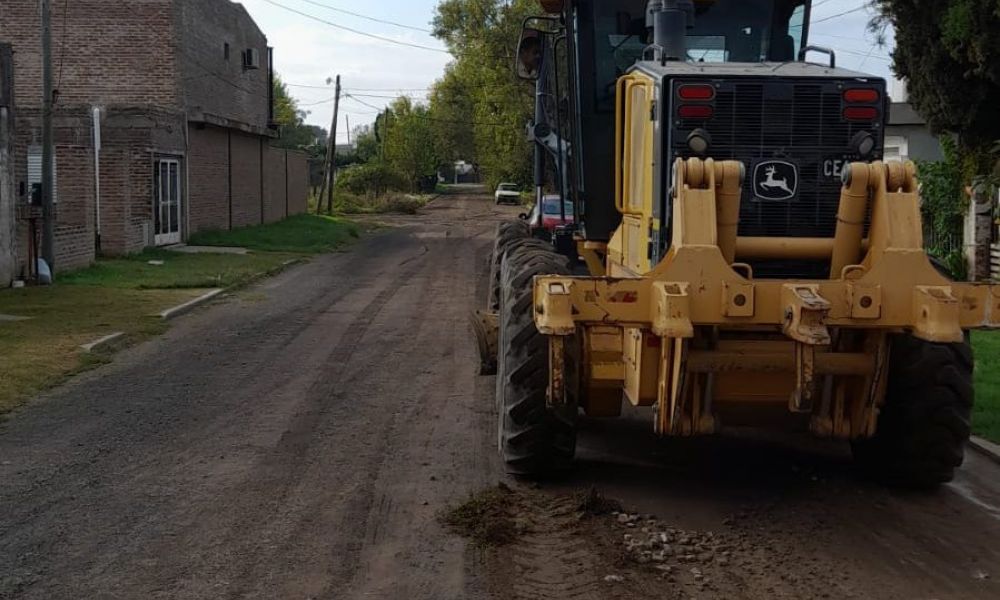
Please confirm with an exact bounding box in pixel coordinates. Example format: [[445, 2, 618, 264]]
[[477, 0, 1000, 487]]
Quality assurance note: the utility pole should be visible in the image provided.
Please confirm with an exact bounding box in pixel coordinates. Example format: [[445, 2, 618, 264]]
[[380, 109, 389, 159], [324, 75, 341, 215], [41, 0, 56, 273]]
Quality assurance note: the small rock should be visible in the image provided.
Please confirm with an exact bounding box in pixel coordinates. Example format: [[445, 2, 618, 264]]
[[617, 514, 631, 524], [718, 557, 730, 567], [604, 575, 624, 583]]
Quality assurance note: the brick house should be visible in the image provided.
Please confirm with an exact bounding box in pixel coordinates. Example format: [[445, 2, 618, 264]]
[[0, 0, 308, 276]]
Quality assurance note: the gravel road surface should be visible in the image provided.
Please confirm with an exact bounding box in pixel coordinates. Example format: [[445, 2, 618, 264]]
[[2, 191, 999, 600]]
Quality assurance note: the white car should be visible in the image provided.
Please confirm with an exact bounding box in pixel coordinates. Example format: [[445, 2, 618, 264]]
[[494, 183, 521, 205]]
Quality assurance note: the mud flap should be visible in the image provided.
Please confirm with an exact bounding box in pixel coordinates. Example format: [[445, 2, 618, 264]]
[[471, 310, 499, 375]]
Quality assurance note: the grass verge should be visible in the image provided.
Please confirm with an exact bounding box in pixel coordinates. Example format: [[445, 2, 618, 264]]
[[187, 214, 359, 253], [1, 213, 361, 414], [973, 331, 1000, 443], [58, 249, 298, 290], [0, 286, 206, 414]]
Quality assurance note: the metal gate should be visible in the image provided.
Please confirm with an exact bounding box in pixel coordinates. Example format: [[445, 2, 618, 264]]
[[153, 158, 182, 246]]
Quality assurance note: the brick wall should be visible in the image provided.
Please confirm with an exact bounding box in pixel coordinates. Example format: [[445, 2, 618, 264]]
[[1, 45, 15, 285], [230, 131, 262, 228], [178, 0, 270, 131], [12, 113, 98, 272], [188, 125, 230, 233], [262, 145, 286, 224], [286, 151, 309, 216], [1, 0, 180, 112]]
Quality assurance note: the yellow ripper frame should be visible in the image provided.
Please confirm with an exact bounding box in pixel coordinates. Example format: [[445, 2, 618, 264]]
[[533, 158, 1000, 439]]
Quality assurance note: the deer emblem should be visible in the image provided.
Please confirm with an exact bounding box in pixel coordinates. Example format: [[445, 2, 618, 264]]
[[759, 165, 793, 196]]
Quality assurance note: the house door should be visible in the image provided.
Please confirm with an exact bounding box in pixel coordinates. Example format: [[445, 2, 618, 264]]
[[154, 158, 182, 245]]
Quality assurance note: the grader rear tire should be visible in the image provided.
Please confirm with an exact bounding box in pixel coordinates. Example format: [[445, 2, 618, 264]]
[[853, 334, 974, 487], [496, 242, 577, 476]]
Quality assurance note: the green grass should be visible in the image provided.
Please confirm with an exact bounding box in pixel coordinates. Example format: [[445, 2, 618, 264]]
[[187, 214, 359, 254], [0, 214, 364, 415], [0, 285, 205, 414], [973, 331, 1000, 443], [57, 249, 297, 290]]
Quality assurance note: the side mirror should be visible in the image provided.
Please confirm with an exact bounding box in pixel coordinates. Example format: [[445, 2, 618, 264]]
[[518, 213, 529, 220], [516, 28, 545, 81]]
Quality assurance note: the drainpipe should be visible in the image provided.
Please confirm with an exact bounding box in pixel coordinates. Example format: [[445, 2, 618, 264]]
[[92, 106, 101, 253], [184, 120, 191, 242]]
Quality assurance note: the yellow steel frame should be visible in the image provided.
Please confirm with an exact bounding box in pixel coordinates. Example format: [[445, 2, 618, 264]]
[[535, 157, 1000, 439]]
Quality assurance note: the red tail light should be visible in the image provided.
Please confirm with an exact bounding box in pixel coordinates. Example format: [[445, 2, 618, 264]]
[[844, 106, 878, 121], [678, 84, 715, 101], [844, 89, 880, 103], [679, 105, 714, 119]]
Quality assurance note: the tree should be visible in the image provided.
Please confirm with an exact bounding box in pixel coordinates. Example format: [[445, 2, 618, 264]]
[[272, 75, 326, 151], [383, 97, 442, 192], [430, 0, 538, 189], [872, 0, 1000, 179]]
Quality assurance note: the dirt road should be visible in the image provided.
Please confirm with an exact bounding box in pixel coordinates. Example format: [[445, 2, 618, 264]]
[[2, 191, 999, 600]]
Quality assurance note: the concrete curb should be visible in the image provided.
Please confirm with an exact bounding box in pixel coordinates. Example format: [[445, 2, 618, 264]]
[[157, 289, 225, 321], [969, 436, 1000, 466], [153, 257, 307, 322], [80, 332, 126, 353]]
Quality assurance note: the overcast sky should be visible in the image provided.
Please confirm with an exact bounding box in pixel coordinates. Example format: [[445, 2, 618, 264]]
[[239, 0, 896, 140]]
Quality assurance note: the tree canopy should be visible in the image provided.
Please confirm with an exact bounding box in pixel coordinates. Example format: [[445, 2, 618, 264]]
[[272, 75, 327, 153], [429, 0, 538, 189], [872, 0, 1000, 177]]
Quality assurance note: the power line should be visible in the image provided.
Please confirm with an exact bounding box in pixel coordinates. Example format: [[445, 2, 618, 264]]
[[346, 91, 429, 99], [294, 0, 433, 33], [260, 0, 450, 54], [812, 4, 869, 25], [343, 94, 506, 127]]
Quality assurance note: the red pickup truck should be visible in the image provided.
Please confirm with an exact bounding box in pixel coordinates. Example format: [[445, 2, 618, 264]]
[[522, 195, 575, 234]]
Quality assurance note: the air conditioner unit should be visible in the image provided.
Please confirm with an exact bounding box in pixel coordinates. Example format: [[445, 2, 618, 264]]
[[242, 48, 261, 70]]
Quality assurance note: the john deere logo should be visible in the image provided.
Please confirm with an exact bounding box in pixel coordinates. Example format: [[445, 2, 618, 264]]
[[754, 161, 798, 200]]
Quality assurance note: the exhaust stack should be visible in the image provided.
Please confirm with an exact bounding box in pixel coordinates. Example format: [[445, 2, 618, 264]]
[[647, 0, 693, 62]]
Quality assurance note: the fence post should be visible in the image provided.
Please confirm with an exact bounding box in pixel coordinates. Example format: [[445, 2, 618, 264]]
[[966, 180, 996, 281]]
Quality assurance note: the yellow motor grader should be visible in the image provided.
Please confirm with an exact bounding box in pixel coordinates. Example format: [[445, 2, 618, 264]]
[[475, 0, 1000, 486]]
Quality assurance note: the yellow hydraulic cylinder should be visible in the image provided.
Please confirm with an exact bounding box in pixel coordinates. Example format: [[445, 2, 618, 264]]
[[830, 164, 872, 278], [715, 162, 743, 265]]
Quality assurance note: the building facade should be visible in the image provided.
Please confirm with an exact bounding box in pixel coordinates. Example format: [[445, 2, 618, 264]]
[[885, 102, 945, 164], [1, 0, 308, 276]]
